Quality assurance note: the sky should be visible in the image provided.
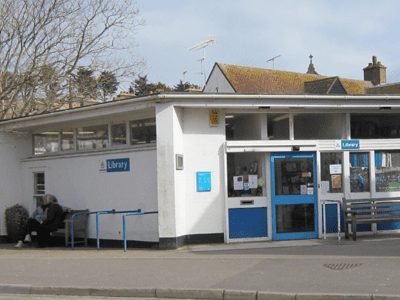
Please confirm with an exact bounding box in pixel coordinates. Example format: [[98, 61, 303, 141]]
[[128, 0, 400, 90]]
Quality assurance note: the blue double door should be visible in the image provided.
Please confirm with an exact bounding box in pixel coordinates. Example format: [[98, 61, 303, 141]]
[[271, 152, 318, 240]]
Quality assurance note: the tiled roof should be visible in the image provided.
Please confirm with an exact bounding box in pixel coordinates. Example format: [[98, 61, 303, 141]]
[[216, 63, 374, 95], [304, 77, 348, 94], [365, 82, 400, 95], [304, 77, 338, 94]]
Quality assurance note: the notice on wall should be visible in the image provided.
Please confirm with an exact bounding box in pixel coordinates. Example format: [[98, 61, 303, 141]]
[[301, 185, 307, 195], [234, 176, 244, 190], [307, 187, 314, 195], [209, 110, 219, 126], [248, 175, 258, 188], [321, 181, 330, 194], [330, 164, 342, 174], [197, 172, 211, 192], [332, 175, 342, 188]]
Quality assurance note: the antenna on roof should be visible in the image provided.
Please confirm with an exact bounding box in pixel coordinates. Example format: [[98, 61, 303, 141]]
[[188, 36, 215, 86], [267, 55, 281, 69]]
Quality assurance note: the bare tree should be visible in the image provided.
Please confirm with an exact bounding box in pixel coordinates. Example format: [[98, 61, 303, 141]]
[[0, 0, 145, 119]]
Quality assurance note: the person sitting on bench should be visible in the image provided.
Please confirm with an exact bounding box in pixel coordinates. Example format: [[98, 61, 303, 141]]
[[15, 194, 69, 248]]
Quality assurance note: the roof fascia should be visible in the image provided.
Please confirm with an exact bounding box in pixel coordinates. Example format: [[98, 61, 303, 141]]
[[0, 96, 158, 131]]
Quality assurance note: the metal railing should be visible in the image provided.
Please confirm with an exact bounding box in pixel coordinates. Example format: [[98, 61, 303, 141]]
[[123, 211, 158, 252], [70, 211, 90, 250], [95, 209, 142, 250], [70, 209, 158, 250]]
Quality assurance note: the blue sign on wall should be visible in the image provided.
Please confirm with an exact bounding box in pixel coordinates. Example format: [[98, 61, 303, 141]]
[[197, 172, 211, 192], [341, 140, 360, 150], [107, 158, 130, 172]]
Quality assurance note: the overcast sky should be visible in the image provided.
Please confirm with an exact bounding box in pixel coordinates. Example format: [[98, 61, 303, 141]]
[[130, 0, 400, 90]]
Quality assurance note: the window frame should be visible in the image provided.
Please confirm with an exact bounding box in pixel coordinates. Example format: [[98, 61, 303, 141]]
[[31, 117, 156, 156]]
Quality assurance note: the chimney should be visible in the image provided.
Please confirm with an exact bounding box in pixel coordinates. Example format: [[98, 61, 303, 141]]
[[363, 55, 386, 85]]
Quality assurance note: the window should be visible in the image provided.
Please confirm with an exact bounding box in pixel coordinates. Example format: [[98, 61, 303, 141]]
[[61, 130, 75, 151], [32, 118, 156, 155], [375, 151, 400, 192], [77, 124, 109, 150], [350, 152, 370, 193], [294, 114, 344, 140], [267, 113, 289, 140], [33, 172, 45, 206], [130, 118, 156, 145], [351, 114, 400, 139], [33, 131, 60, 155], [227, 152, 265, 197], [111, 123, 127, 146], [320, 153, 343, 193], [225, 114, 264, 140]]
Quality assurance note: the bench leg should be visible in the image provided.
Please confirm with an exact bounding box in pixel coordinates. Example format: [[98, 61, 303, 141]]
[[352, 219, 357, 241], [345, 222, 349, 239], [65, 225, 69, 247]]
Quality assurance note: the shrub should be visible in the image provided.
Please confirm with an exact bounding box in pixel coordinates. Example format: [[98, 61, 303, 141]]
[[5, 204, 29, 242]]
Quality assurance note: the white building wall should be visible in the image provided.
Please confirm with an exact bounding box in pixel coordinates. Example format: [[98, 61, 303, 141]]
[[20, 150, 158, 242], [203, 66, 235, 93], [0, 131, 32, 237], [156, 103, 184, 240], [182, 107, 226, 235]]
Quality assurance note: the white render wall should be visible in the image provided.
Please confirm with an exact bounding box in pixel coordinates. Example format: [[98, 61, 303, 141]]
[[156, 104, 226, 240], [0, 131, 32, 237], [182, 107, 226, 235], [20, 149, 158, 242], [203, 66, 235, 93]]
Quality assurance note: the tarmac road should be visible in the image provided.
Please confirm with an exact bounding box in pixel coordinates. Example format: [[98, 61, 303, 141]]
[[1, 233, 400, 299], [0, 295, 190, 300]]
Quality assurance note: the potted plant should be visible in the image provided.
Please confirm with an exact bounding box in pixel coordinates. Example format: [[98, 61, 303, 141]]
[[5, 204, 29, 242]]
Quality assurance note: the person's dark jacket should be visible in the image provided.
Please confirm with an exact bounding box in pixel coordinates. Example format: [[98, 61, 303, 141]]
[[41, 203, 65, 231]]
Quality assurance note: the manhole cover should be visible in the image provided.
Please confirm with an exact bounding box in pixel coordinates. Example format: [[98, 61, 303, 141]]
[[324, 263, 362, 270]]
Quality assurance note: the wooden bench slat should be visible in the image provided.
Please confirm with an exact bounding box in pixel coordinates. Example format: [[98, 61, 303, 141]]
[[52, 209, 89, 247], [342, 197, 400, 241]]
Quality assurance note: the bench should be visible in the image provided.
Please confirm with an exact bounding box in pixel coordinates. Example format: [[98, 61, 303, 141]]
[[342, 197, 400, 241], [51, 209, 89, 247]]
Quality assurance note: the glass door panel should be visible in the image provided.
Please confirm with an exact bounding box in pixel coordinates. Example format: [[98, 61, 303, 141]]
[[271, 152, 318, 240]]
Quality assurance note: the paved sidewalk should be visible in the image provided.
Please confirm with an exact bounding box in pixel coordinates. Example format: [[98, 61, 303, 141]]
[[1, 234, 400, 299]]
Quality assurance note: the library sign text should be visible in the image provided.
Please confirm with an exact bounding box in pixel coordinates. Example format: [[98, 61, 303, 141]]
[[100, 158, 130, 173]]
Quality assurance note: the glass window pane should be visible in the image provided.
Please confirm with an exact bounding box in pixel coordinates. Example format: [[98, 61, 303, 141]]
[[350, 152, 370, 193], [34, 172, 45, 206], [77, 124, 108, 150], [111, 123, 127, 146], [320, 153, 343, 193], [61, 130, 74, 151], [33, 131, 59, 155], [130, 118, 156, 145], [227, 152, 265, 197], [351, 114, 400, 139], [274, 157, 314, 196], [267, 113, 289, 140], [225, 114, 262, 140], [276, 204, 315, 233], [294, 113, 344, 140], [375, 151, 400, 192]]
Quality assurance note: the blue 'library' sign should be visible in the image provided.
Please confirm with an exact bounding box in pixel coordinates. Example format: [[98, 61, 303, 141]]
[[341, 140, 359, 150], [107, 158, 130, 172], [197, 172, 211, 192]]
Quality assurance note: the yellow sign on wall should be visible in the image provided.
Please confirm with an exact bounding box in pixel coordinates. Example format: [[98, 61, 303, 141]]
[[209, 110, 219, 126]]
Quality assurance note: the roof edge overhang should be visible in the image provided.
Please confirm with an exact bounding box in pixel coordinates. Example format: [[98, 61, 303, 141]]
[[2, 93, 400, 130]]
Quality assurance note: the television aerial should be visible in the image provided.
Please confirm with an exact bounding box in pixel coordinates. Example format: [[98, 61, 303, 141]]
[[267, 55, 281, 69], [188, 36, 215, 86]]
